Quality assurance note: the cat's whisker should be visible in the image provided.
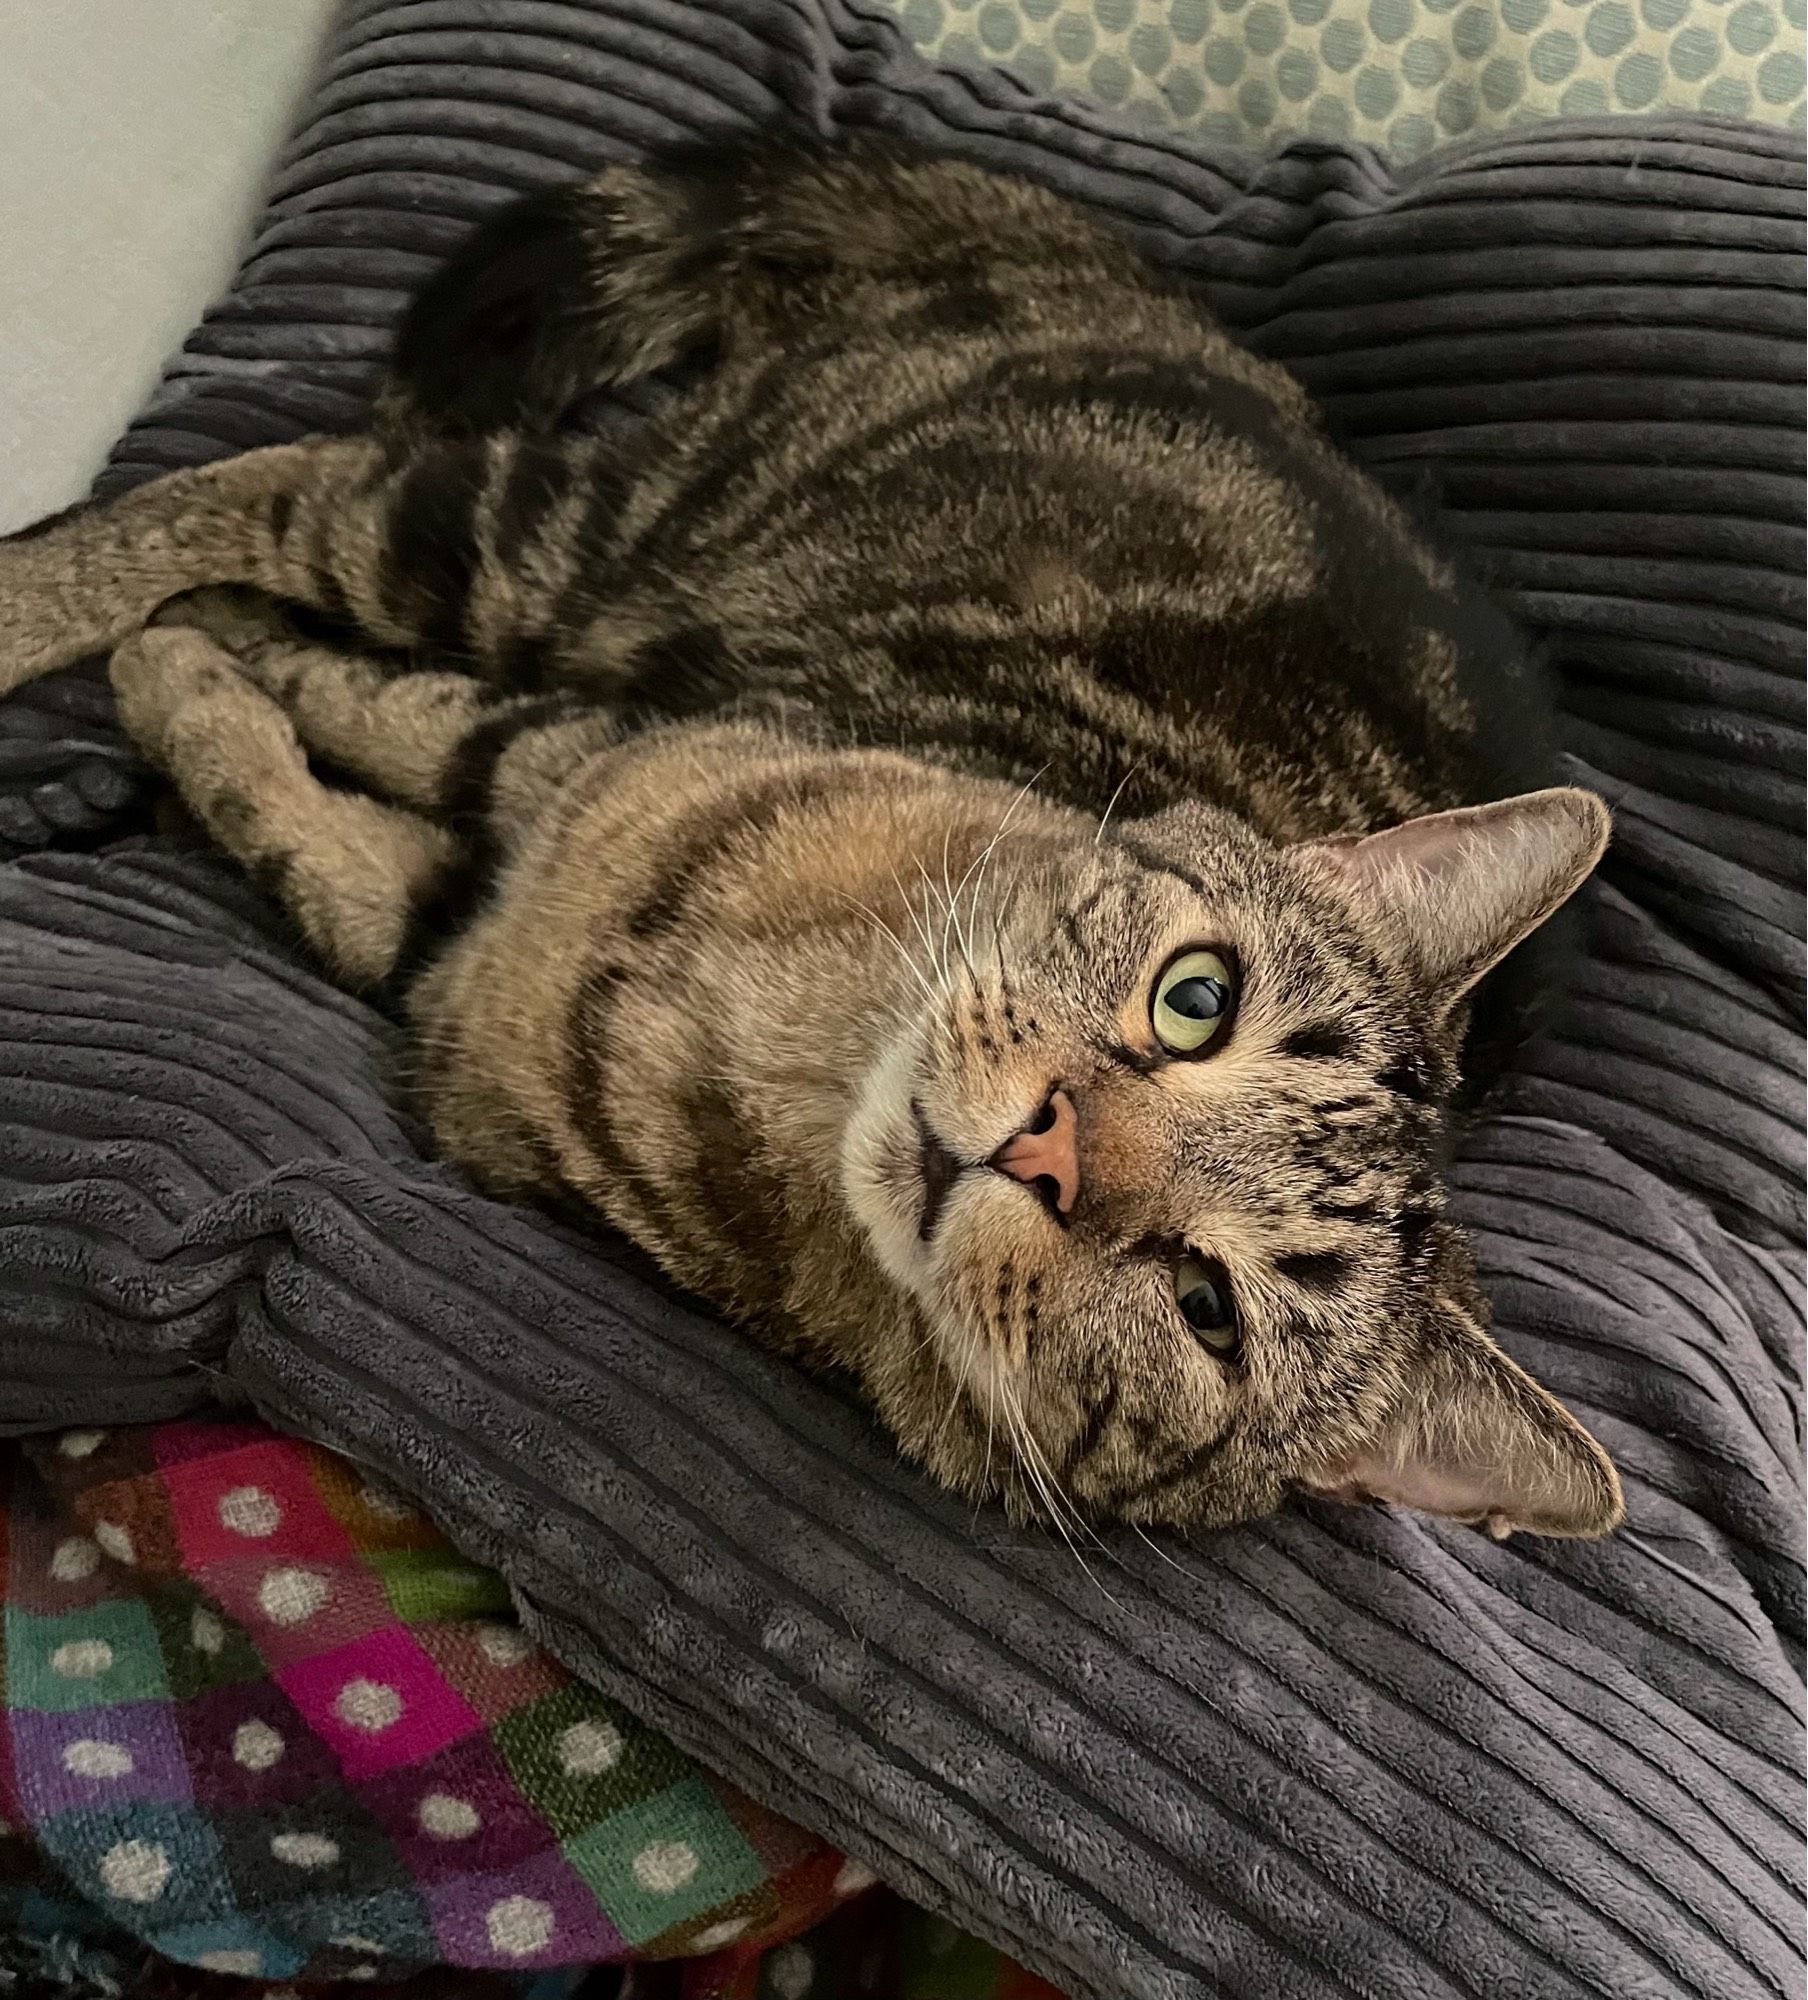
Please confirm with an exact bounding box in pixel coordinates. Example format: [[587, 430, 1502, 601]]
[[934, 1325, 983, 1464], [1000, 1384, 1122, 1610], [934, 828, 977, 984], [902, 864, 957, 996], [1012, 1393, 1117, 1564], [921, 880, 953, 994], [888, 868, 942, 979], [835, 891, 941, 1009], [1131, 1521, 1198, 1580]]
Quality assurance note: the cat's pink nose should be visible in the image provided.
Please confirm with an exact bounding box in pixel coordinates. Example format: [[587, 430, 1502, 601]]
[[991, 1089, 1080, 1216]]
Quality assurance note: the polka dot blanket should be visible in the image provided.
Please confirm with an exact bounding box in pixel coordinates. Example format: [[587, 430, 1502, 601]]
[[882, 0, 1808, 159], [0, 1422, 870, 1992]]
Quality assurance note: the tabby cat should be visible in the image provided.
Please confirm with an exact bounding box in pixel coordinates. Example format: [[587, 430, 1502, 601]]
[[0, 142, 1622, 1540]]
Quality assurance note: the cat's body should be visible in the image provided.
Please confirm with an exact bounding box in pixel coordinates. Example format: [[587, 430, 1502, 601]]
[[0, 142, 1622, 1538]]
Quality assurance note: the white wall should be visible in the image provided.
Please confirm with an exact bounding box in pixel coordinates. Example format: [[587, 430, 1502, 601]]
[[0, 0, 338, 532]]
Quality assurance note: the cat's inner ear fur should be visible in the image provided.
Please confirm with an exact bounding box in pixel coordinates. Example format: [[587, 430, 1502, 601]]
[[1300, 787, 1610, 1008], [1302, 1311, 1624, 1539]]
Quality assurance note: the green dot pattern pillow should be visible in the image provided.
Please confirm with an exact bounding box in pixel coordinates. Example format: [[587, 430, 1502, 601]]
[[887, 0, 1806, 158]]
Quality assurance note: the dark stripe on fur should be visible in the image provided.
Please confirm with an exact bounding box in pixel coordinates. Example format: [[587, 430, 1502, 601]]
[[384, 444, 486, 652]]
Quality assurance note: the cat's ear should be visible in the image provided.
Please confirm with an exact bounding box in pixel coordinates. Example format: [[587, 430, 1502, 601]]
[[1300, 787, 1610, 1007], [1301, 1314, 1622, 1539]]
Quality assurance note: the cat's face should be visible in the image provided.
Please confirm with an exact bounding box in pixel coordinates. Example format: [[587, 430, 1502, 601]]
[[841, 791, 1623, 1538]]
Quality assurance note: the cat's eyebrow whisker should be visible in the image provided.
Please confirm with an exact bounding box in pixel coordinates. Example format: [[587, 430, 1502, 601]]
[[1095, 758, 1144, 847], [949, 768, 1042, 975]]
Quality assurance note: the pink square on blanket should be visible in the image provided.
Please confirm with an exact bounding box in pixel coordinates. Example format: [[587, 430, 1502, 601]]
[[277, 1628, 483, 1780], [412, 1617, 567, 1724], [150, 1422, 282, 1470], [197, 1554, 390, 1670], [165, 1441, 356, 1572]]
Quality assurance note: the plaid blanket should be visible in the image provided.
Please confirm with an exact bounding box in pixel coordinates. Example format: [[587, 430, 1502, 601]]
[[0, 1422, 876, 1989]]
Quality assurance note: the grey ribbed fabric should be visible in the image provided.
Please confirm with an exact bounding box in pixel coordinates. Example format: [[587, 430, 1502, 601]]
[[1, 5, 1802, 1996]]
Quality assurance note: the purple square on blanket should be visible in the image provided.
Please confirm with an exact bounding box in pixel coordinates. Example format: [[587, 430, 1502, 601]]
[[425, 1850, 627, 1969], [11, 1700, 192, 1817], [176, 1678, 343, 1809], [361, 1730, 559, 1884]]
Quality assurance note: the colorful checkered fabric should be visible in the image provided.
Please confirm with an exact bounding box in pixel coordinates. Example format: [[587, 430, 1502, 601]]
[[0, 1423, 870, 1989]]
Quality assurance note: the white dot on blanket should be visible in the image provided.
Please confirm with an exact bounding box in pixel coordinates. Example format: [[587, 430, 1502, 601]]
[[476, 1622, 534, 1668], [335, 1678, 402, 1733], [633, 1840, 699, 1895], [199, 1951, 264, 1976], [418, 1791, 479, 1839], [99, 1838, 170, 1903], [557, 1719, 622, 1776], [94, 1522, 134, 1565], [52, 1639, 113, 1679], [50, 1537, 99, 1582], [63, 1739, 133, 1780], [833, 1858, 879, 1896], [58, 1430, 105, 1459], [691, 1918, 751, 1950], [486, 1895, 554, 1956], [218, 1485, 281, 1537], [258, 1567, 328, 1625], [233, 1720, 284, 1771], [272, 1831, 340, 1869], [770, 1943, 814, 2000], [191, 1609, 224, 1655]]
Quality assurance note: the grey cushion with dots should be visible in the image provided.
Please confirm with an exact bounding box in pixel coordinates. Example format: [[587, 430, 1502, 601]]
[[887, 0, 1807, 158], [0, 2, 1803, 1997]]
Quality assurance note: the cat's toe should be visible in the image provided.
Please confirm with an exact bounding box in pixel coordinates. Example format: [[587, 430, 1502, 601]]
[[109, 627, 243, 766], [153, 584, 293, 658]]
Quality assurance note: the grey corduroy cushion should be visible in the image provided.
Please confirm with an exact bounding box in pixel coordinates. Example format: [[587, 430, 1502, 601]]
[[0, 4, 1802, 1997]]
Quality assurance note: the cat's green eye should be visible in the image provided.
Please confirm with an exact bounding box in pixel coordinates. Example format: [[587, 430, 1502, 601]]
[[1175, 1254, 1239, 1356], [1152, 948, 1234, 1055]]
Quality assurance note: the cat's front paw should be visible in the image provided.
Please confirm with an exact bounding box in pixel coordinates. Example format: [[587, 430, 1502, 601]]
[[110, 625, 303, 791]]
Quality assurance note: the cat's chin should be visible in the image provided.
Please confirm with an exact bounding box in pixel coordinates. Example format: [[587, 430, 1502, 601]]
[[839, 1031, 941, 1298]]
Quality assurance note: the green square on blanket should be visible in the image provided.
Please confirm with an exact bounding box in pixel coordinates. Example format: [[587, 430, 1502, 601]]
[[7, 1601, 169, 1712], [563, 1779, 770, 1943]]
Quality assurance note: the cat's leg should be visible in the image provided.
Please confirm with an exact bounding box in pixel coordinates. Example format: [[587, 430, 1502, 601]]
[[1, 439, 383, 695], [157, 588, 621, 830], [152, 588, 492, 814], [0, 428, 601, 700], [109, 623, 456, 990]]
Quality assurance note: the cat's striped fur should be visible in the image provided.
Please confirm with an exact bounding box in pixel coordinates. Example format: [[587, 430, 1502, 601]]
[[0, 142, 1621, 1537]]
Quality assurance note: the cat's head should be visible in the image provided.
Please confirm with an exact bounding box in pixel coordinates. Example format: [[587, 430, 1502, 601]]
[[840, 785, 1622, 1538]]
